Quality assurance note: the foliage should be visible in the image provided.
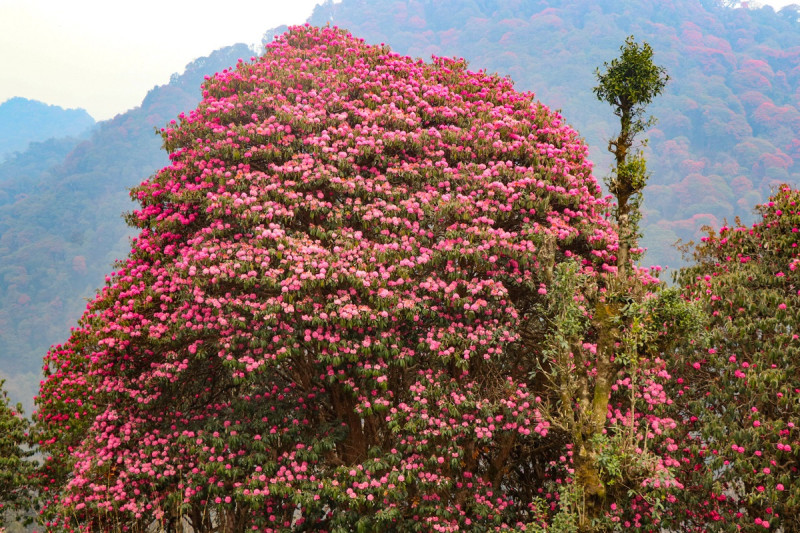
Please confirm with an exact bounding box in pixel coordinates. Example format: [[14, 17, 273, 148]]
[[530, 255, 699, 531], [667, 186, 800, 531], [0, 379, 36, 528], [31, 25, 698, 532], [593, 36, 669, 143]]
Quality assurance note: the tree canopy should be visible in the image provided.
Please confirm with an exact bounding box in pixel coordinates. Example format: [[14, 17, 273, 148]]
[[594, 36, 669, 143]]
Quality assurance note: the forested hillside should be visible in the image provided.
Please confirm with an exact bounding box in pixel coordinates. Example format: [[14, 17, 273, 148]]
[[0, 98, 95, 161], [308, 0, 800, 267], [0, 44, 254, 409]]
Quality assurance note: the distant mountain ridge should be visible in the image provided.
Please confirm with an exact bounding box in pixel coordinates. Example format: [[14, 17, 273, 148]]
[[0, 97, 95, 161]]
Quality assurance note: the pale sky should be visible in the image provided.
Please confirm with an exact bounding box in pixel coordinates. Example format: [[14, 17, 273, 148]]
[[0, 0, 796, 121], [0, 0, 326, 120]]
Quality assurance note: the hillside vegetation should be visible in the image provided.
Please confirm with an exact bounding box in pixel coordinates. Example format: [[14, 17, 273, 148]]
[[308, 0, 800, 267]]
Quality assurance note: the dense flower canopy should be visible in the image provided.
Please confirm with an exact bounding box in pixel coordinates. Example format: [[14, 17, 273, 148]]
[[34, 25, 626, 531]]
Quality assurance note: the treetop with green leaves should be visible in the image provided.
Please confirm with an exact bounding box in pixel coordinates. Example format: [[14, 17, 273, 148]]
[[593, 35, 670, 142]]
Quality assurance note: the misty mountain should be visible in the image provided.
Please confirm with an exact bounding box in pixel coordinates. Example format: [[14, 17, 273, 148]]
[[0, 97, 95, 161]]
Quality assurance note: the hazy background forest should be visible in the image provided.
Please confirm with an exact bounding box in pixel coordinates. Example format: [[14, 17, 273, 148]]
[[0, 0, 798, 413]]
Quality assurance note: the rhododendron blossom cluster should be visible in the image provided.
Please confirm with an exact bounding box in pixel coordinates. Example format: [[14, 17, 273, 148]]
[[34, 26, 680, 532], [668, 186, 800, 532]]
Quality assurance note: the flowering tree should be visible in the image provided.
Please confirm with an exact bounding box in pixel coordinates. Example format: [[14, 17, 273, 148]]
[[668, 186, 800, 532], [34, 26, 689, 532], [0, 380, 36, 528]]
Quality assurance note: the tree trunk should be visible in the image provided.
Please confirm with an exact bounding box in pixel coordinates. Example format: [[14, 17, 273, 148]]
[[330, 383, 368, 463]]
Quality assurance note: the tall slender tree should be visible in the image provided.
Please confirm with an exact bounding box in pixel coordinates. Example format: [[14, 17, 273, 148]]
[[514, 36, 693, 533], [537, 36, 687, 532], [594, 35, 669, 274]]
